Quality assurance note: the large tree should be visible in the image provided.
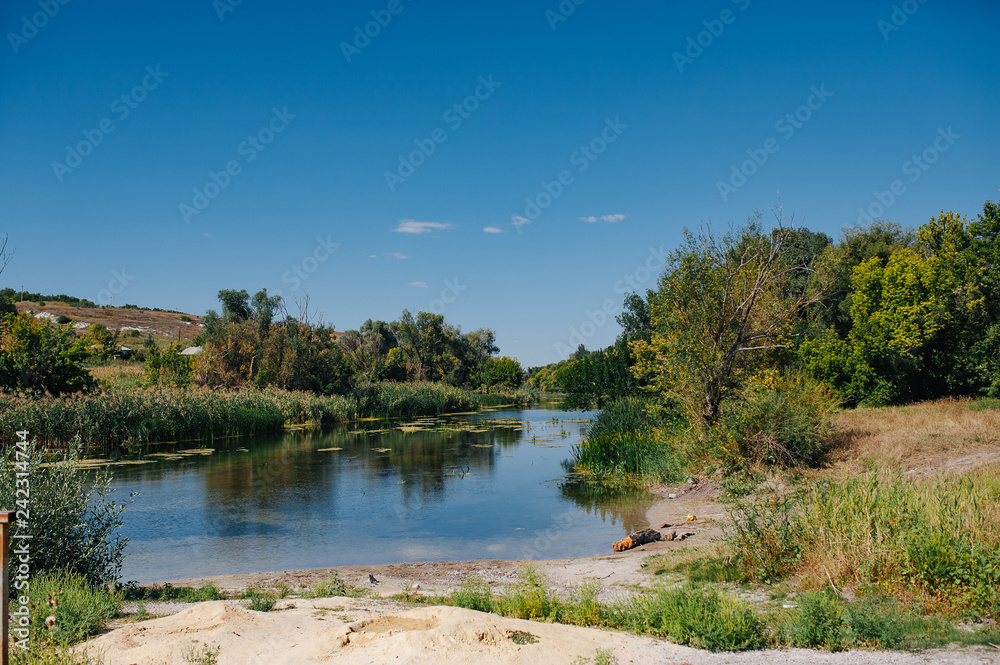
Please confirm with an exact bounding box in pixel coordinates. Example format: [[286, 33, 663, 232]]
[[631, 213, 823, 422]]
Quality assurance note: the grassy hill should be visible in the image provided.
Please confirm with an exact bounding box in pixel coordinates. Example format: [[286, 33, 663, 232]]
[[13, 299, 203, 346]]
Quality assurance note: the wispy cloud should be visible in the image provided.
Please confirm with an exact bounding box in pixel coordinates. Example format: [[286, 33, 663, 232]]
[[483, 226, 503, 234], [581, 213, 628, 223], [368, 254, 377, 258], [511, 215, 531, 228], [408, 281, 428, 288], [394, 219, 454, 235], [389, 252, 408, 259]]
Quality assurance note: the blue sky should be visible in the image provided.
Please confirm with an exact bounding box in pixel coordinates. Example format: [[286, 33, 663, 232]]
[[1, 0, 997, 367]]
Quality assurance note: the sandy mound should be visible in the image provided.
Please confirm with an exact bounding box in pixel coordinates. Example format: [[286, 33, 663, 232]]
[[80, 600, 680, 664], [79, 600, 999, 665]]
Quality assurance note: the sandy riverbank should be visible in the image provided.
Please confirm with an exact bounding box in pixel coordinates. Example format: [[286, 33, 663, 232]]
[[79, 482, 999, 664]]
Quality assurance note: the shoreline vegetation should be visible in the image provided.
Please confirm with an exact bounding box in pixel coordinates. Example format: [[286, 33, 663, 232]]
[[0, 381, 537, 450], [3, 202, 999, 659]]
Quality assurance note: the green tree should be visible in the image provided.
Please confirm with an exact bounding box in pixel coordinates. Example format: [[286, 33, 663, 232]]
[[0, 312, 94, 396], [475, 355, 524, 390], [631, 215, 820, 423]]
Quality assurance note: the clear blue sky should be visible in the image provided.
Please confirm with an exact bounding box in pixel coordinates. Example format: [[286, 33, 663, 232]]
[[1, 0, 997, 367]]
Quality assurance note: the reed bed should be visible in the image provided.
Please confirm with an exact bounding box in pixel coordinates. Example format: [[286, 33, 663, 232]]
[[0, 382, 535, 449]]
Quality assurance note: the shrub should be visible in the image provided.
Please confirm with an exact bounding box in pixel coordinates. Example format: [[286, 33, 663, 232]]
[[843, 595, 908, 650], [0, 442, 132, 586], [23, 570, 123, 645], [494, 564, 559, 620], [303, 573, 350, 598], [451, 576, 494, 613], [787, 590, 846, 651], [240, 587, 277, 612], [718, 370, 838, 467], [56, 315, 72, 325], [607, 584, 765, 652], [724, 488, 804, 583], [585, 397, 653, 439]]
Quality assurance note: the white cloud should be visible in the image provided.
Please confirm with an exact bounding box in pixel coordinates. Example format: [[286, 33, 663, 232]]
[[368, 254, 377, 258], [483, 226, 503, 234], [408, 281, 428, 288], [580, 213, 628, 223], [511, 215, 531, 228], [394, 219, 454, 235], [389, 252, 408, 259]]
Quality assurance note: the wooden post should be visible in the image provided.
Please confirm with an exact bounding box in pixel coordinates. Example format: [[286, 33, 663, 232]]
[[0, 511, 13, 665]]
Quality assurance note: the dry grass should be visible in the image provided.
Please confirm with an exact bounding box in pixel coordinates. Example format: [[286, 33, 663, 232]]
[[87, 363, 145, 388], [829, 398, 1000, 476]]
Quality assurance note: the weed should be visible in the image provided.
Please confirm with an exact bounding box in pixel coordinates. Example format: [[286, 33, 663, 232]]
[[451, 576, 494, 613], [571, 648, 619, 665], [786, 590, 846, 651], [507, 630, 538, 645], [23, 570, 123, 645], [183, 642, 220, 665], [240, 587, 277, 612]]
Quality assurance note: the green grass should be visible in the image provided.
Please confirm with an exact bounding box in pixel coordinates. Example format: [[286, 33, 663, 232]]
[[239, 587, 278, 612], [449, 565, 764, 652], [18, 570, 122, 647], [121, 582, 224, 603], [724, 463, 1000, 618]]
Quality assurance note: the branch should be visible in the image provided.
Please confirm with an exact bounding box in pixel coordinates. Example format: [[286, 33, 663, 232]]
[[737, 344, 790, 352]]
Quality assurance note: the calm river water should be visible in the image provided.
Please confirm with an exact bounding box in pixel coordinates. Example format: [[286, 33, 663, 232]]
[[110, 403, 653, 583]]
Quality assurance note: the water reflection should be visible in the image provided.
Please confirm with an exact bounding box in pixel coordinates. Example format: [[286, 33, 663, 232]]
[[110, 408, 654, 582]]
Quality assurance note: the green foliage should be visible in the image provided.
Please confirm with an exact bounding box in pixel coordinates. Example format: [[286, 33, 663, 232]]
[[585, 396, 654, 439], [183, 643, 220, 665], [786, 590, 846, 651], [716, 370, 838, 467], [474, 355, 524, 390], [240, 587, 277, 611], [571, 648, 619, 665], [1, 443, 132, 586], [451, 576, 494, 613], [0, 288, 98, 309], [55, 315, 71, 325], [302, 573, 357, 598], [561, 340, 639, 409], [724, 488, 804, 583], [0, 312, 94, 396], [144, 342, 193, 387], [606, 584, 765, 652], [23, 570, 123, 645], [122, 582, 223, 603], [631, 216, 813, 423]]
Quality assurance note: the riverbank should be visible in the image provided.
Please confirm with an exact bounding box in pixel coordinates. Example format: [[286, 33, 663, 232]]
[[83, 482, 1000, 664]]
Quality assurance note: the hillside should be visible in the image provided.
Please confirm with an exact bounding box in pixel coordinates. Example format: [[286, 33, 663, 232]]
[[13, 299, 203, 344]]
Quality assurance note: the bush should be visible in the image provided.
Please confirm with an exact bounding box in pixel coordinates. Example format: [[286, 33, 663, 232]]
[[240, 587, 277, 612], [451, 576, 494, 613], [585, 397, 653, 439], [718, 370, 838, 467], [0, 442, 132, 586], [724, 488, 804, 583], [303, 573, 350, 598], [56, 315, 72, 325], [843, 595, 908, 650], [608, 584, 765, 652], [23, 570, 123, 645], [787, 590, 846, 651]]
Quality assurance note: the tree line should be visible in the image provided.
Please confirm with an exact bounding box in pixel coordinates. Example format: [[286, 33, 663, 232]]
[[537, 198, 1000, 417]]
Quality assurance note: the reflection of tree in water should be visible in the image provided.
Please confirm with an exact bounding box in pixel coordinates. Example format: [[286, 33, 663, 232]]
[[558, 464, 652, 535], [110, 414, 533, 536]]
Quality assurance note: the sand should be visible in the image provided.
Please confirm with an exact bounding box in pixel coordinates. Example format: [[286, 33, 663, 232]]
[[78, 482, 1000, 664]]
